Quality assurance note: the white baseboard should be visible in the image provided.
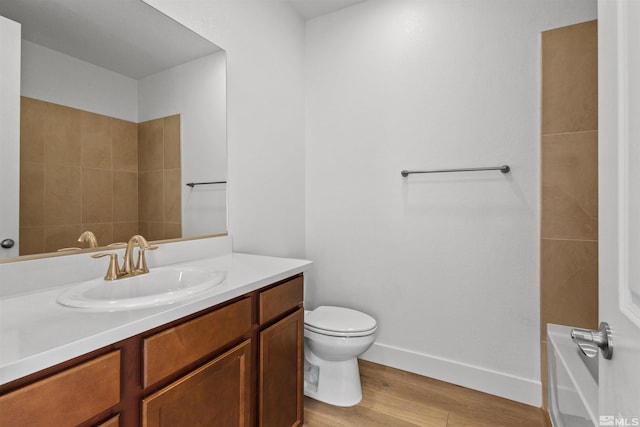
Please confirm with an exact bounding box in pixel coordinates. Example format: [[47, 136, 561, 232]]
[[360, 341, 542, 408]]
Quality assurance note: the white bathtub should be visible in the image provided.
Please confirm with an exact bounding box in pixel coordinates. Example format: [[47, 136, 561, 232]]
[[547, 324, 598, 427]]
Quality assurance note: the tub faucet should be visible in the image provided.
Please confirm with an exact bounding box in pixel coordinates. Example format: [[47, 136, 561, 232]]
[[571, 322, 613, 360]]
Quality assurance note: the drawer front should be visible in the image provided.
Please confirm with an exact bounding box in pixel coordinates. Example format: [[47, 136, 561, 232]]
[[143, 297, 252, 387], [259, 275, 303, 325], [97, 414, 120, 427], [0, 351, 120, 427]]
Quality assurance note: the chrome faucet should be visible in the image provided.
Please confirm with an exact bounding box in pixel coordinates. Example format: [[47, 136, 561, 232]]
[[92, 235, 158, 280]]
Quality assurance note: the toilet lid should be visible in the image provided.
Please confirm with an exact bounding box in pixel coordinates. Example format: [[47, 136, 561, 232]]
[[304, 306, 377, 336]]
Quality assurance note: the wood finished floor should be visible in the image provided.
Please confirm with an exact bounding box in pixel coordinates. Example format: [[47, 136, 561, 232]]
[[303, 360, 550, 427]]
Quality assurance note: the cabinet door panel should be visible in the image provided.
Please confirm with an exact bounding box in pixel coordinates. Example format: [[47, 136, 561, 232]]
[[142, 340, 251, 427], [259, 308, 303, 427]]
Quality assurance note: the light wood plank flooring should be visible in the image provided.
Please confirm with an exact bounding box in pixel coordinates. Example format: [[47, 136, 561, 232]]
[[303, 360, 550, 427]]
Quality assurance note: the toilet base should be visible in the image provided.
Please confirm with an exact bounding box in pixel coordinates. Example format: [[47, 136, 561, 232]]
[[303, 347, 363, 407]]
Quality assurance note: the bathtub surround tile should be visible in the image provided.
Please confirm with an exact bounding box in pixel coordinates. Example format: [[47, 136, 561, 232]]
[[541, 239, 598, 330], [146, 222, 165, 241], [137, 222, 148, 238], [19, 227, 44, 256], [44, 103, 81, 167], [164, 115, 181, 170], [164, 169, 181, 223], [112, 119, 138, 172], [20, 97, 46, 163], [44, 224, 82, 253], [113, 222, 138, 244], [138, 118, 164, 172], [81, 111, 112, 170], [540, 20, 597, 410], [113, 171, 138, 222], [165, 223, 181, 240], [541, 20, 598, 135], [80, 223, 113, 249], [44, 165, 82, 226], [18, 97, 182, 253], [144, 170, 165, 222], [19, 161, 44, 227], [82, 168, 113, 224], [541, 131, 598, 240]]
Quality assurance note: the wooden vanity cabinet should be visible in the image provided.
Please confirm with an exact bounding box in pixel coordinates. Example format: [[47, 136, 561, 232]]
[[0, 274, 305, 427], [142, 340, 252, 427], [258, 275, 304, 427], [0, 351, 121, 427], [141, 297, 253, 427]]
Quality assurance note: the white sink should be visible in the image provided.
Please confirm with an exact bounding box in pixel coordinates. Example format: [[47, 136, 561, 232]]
[[57, 267, 225, 310]]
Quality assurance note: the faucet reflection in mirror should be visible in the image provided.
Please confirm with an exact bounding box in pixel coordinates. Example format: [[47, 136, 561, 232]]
[[78, 231, 98, 248], [19, 96, 182, 255], [92, 235, 158, 281]]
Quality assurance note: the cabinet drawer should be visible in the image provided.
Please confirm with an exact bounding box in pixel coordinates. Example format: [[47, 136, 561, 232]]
[[259, 275, 303, 324], [0, 351, 120, 427], [143, 297, 252, 387]]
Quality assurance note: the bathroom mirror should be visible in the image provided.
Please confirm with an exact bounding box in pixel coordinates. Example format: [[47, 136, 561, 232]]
[[0, 0, 227, 259]]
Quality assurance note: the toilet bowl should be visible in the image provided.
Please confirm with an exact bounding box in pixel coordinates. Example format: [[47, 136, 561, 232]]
[[303, 306, 377, 407]]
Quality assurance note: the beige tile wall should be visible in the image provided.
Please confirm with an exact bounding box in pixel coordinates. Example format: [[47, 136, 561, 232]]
[[540, 20, 598, 408], [138, 115, 182, 242], [19, 98, 181, 255]]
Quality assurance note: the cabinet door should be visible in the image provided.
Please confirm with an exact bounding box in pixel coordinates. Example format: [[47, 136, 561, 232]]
[[259, 308, 303, 427], [142, 340, 251, 427]]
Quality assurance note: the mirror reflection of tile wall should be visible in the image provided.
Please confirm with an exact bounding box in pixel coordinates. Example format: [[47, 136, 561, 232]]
[[138, 115, 182, 242], [19, 97, 181, 255]]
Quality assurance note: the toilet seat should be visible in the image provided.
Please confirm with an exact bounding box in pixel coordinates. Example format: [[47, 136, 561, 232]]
[[304, 306, 377, 337]]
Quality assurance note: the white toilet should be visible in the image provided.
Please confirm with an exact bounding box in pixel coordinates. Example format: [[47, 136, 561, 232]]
[[303, 306, 377, 407]]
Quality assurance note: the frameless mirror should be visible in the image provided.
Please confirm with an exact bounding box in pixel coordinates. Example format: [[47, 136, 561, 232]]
[[0, 0, 227, 259]]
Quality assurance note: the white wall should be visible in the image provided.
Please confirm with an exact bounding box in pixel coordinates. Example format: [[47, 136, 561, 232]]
[[0, 16, 21, 258], [305, 0, 596, 406], [138, 51, 227, 237], [144, 0, 306, 258], [21, 41, 138, 122]]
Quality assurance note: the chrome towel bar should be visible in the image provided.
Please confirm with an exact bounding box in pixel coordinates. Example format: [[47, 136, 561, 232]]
[[401, 165, 510, 177], [186, 181, 227, 187]]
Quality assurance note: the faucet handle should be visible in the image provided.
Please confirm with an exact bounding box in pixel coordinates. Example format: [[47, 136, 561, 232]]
[[136, 245, 158, 274], [92, 252, 122, 280]]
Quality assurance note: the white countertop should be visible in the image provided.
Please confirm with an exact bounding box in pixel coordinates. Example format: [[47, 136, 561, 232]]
[[0, 251, 311, 385]]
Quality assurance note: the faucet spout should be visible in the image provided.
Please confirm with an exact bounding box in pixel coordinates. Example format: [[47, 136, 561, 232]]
[[78, 231, 98, 248], [122, 235, 158, 276], [123, 235, 150, 275]]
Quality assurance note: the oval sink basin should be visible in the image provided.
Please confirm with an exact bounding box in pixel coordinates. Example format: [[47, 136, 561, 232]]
[[57, 267, 225, 310]]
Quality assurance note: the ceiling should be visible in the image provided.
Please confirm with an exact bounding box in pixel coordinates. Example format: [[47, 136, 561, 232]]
[[286, 0, 367, 20], [0, 0, 367, 79], [0, 0, 220, 79]]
